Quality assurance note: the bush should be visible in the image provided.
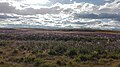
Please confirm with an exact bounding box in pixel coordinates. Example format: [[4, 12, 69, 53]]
[[0, 61, 4, 64], [0, 51, 3, 54], [34, 58, 46, 67], [56, 60, 66, 66], [23, 57, 35, 63], [117, 64, 120, 67], [98, 58, 110, 65], [75, 54, 93, 62], [48, 50, 56, 55], [52, 45, 67, 55], [0, 41, 7, 46], [108, 54, 120, 59], [10, 57, 24, 63], [67, 62, 75, 67], [12, 49, 18, 55], [40, 63, 57, 67], [66, 49, 77, 58], [79, 49, 89, 54]]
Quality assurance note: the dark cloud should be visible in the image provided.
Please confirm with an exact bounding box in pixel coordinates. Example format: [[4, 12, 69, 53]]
[[3, 24, 60, 29], [49, 0, 107, 5], [0, 15, 18, 19], [74, 13, 120, 21]]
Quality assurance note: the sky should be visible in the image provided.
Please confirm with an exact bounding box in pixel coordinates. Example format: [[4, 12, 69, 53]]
[[0, 0, 120, 30]]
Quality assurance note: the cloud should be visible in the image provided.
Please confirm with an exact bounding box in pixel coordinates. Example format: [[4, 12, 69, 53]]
[[0, 2, 62, 15], [0, 14, 18, 19], [0, 0, 120, 30], [15, 7, 61, 15], [74, 13, 120, 21], [98, 0, 120, 14], [0, 1, 119, 15], [0, 2, 16, 13]]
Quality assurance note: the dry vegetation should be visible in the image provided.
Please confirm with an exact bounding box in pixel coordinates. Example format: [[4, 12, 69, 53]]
[[0, 28, 120, 67]]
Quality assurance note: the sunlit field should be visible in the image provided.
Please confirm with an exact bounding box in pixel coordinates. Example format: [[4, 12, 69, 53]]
[[0, 28, 120, 67]]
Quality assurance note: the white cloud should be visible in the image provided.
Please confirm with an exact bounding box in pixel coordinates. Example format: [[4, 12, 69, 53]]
[[0, 0, 120, 30], [22, 0, 50, 5]]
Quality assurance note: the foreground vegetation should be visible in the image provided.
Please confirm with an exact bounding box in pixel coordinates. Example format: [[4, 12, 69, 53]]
[[0, 29, 120, 67]]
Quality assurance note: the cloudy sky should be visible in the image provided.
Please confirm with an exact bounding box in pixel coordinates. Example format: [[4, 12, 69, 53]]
[[0, 0, 120, 30]]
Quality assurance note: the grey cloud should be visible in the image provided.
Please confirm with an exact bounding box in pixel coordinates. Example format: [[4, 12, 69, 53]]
[[74, 13, 120, 21], [0, 15, 18, 19], [0, 3, 16, 13], [2, 24, 60, 29], [0, 2, 61, 15], [15, 7, 61, 15]]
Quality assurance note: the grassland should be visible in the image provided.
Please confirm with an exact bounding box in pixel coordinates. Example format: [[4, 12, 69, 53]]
[[0, 28, 120, 67]]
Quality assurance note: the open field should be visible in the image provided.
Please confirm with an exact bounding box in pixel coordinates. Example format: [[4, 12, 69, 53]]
[[0, 28, 120, 67]]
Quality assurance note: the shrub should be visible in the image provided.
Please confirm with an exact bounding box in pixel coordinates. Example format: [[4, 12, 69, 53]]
[[66, 49, 77, 58], [10, 57, 23, 63], [56, 60, 66, 66], [40, 63, 57, 67], [79, 49, 89, 54], [67, 61, 75, 67], [48, 50, 56, 55], [52, 45, 67, 55], [12, 49, 18, 54], [117, 64, 120, 67], [108, 54, 120, 59], [0, 51, 3, 54], [0, 61, 4, 64], [34, 58, 46, 67], [0, 41, 7, 46], [23, 57, 35, 63], [98, 58, 110, 65], [75, 54, 93, 62]]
